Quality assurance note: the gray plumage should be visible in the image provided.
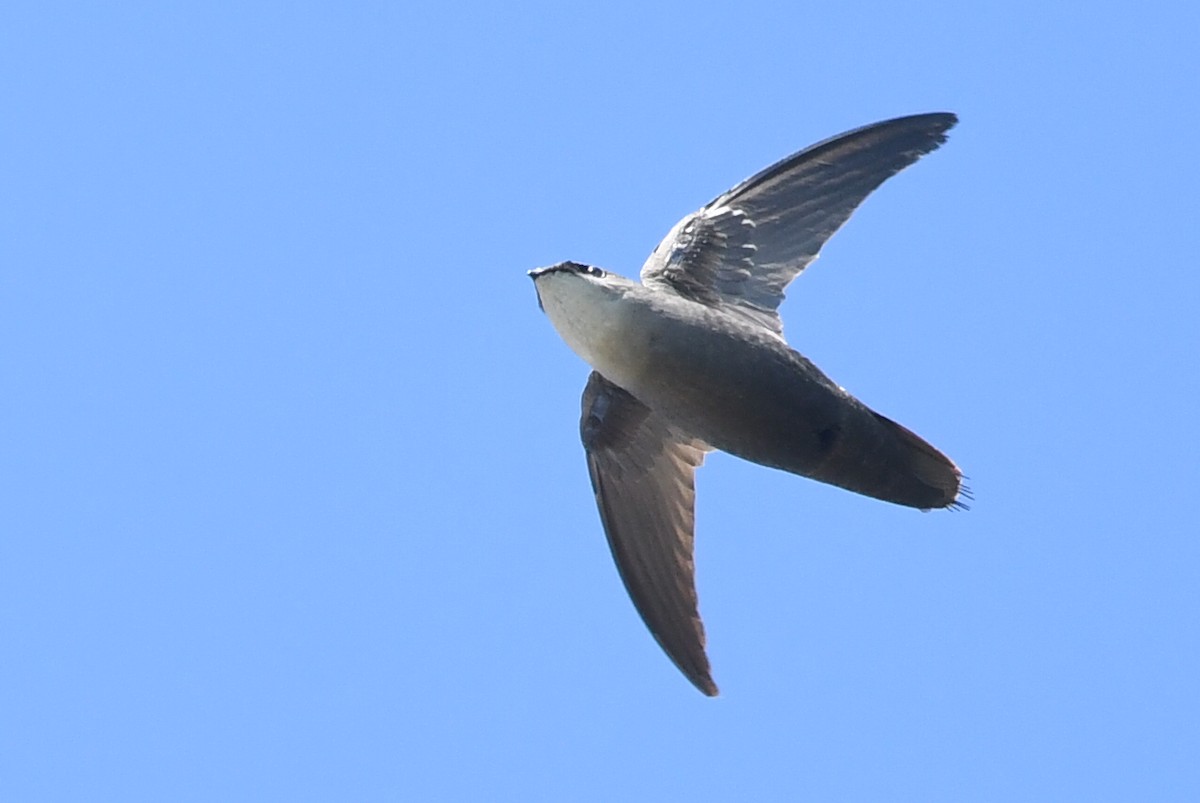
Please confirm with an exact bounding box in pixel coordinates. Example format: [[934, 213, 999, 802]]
[[530, 112, 966, 696]]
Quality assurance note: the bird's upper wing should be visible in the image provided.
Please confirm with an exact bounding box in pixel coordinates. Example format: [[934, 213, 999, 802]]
[[640, 112, 958, 337], [579, 371, 716, 696]]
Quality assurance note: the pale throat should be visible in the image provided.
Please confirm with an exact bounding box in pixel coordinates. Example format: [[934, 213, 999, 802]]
[[538, 276, 647, 387]]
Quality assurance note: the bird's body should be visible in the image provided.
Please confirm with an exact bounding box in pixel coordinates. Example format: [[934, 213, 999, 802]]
[[530, 113, 967, 696]]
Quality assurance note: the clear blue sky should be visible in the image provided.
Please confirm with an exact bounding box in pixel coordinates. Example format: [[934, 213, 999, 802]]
[[3, 2, 1198, 800]]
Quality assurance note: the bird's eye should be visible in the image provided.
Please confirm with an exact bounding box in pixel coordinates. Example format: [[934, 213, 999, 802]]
[[584, 266, 606, 278]]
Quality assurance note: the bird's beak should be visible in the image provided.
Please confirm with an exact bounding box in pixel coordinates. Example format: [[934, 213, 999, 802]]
[[528, 268, 546, 311]]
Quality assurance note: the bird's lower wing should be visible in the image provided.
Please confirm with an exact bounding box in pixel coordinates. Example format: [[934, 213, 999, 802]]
[[580, 371, 716, 696]]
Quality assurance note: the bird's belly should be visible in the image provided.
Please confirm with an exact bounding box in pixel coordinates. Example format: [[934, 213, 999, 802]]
[[620, 317, 959, 509], [627, 324, 852, 475]]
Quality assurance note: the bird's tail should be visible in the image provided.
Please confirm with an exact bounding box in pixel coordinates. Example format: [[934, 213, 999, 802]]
[[868, 411, 965, 509], [812, 408, 966, 511]]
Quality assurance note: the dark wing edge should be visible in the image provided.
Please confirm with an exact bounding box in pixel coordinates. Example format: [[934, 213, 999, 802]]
[[580, 372, 717, 696], [717, 112, 957, 209]]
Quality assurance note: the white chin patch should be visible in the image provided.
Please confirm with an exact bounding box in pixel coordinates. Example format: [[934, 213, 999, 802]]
[[538, 274, 627, 374]]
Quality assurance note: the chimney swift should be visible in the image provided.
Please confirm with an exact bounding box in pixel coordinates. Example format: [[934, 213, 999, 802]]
[[529, 112, 967, 696]]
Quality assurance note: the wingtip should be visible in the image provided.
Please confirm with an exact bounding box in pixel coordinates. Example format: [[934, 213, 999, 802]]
[[886, 110, 958, 149], [869, 110, 957, 133], [914, 110, 958, 129], [913, 111, 959, 148], [669, 647, 720, 697], [934, 111, 959, 138], [663, 646, 720, 698]]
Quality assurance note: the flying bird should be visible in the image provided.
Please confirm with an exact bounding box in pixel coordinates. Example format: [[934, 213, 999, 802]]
[[529, 113, 966, 696]]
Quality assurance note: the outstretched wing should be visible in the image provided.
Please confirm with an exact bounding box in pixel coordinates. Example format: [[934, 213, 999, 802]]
[[579, 371, 717, 696], [641, 113, 957, 336]]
